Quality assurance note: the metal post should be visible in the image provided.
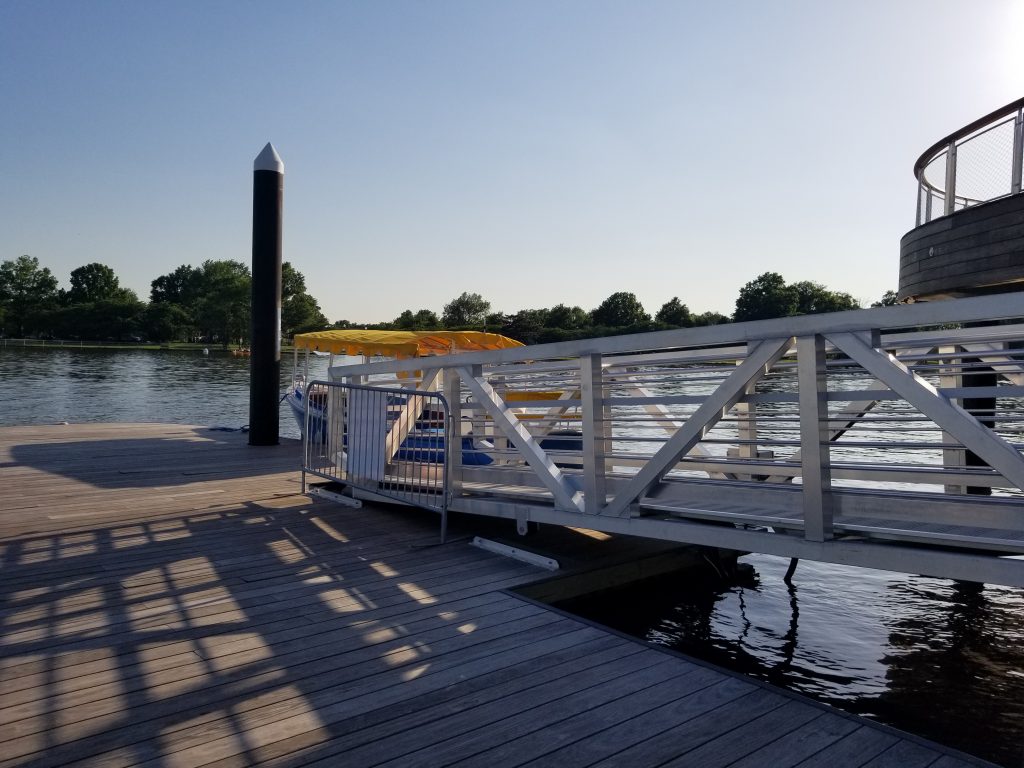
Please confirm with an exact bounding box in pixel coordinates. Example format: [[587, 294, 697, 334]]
[[916, 182, 923, 227], [581, 353, 606, 514], [249, 143, 284, 446], [445, 367, 464, 498], [797, 334, 832, 541], [938, 345, 965, 495], [944, 142, 957, 216], [1012, 109, 1023, 195]]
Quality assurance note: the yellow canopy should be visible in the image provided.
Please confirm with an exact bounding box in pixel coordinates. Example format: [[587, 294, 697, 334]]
[[293, 329, 524, 358]]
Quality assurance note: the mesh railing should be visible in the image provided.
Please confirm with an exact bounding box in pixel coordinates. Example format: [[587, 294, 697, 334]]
[[915, 98, 1024, 225]]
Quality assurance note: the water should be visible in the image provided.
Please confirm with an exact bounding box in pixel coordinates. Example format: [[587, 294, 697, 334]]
[[2, 346, 1023, 765], [559, 556, 1024, 766], [0, 346, 331, 438]]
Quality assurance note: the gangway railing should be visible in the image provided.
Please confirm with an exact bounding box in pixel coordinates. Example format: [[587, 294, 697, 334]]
[[301, 379, 451, 540], [915, 96, 1024, 224], [324, 293, 1024, 586]]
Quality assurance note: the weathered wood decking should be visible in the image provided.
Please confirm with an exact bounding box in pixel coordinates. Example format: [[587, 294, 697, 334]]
[[0, 424, 994, 767]]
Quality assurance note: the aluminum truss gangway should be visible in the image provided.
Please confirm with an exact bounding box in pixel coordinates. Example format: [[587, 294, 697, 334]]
[[316, 293, 1024, 587]]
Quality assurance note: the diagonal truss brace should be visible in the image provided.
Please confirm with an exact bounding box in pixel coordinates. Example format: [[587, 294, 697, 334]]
[[829, 332, 1024, 493], [601, 337, 794, 518], [457, 367, 584, 513], [384, 368, 442, 462], [604, 369, 733, 480]]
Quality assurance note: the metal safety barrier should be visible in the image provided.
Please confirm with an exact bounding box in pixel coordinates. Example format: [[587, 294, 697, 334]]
[[300, 380, 451, 540]]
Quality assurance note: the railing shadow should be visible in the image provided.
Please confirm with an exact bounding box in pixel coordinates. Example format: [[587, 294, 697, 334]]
[[7, 427, 301, 488], [0, 431, 534, 767]]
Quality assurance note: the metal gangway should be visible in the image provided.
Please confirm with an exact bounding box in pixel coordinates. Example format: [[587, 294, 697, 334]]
[[313, 293, 1024, 586]]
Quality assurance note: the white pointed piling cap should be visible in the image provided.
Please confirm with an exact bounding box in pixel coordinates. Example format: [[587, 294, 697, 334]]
[[254, 142, 284, 174]]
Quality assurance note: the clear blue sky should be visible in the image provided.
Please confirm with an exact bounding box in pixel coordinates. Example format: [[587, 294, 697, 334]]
[[2, 1, 1021, 323]]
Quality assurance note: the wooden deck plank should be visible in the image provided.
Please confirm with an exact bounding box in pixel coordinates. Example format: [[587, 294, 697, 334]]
[[54, 620, 592, 768], [0, 594, 537, 715], [519, 676, 758, 768], [450, 663, 728, 767], [792, 725, 902, 768], [860, 740, 945, 767], [235, 635, 641, 768], [0, 605, 559, 758], [588, 687, 791, 767], [717, 711, 862, 768], [657, 700, 825, 767], [0, 424, 993, 768], [308, 654, 684, 768]]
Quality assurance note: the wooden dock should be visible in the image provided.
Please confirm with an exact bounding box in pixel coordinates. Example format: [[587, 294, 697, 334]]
[[0, 424, 994, 767]]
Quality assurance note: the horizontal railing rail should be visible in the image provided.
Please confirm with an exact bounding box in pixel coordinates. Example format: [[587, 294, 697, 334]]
[[914, 96, 1024, 225]]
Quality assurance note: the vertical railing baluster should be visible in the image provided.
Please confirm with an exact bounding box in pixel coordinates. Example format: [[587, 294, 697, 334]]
[[797, 334, 833, 541], [445, 367, 464, 499], [1012, 108, 1023, 196], [944, 142, 957, 216], [581, 352, 606, 515]]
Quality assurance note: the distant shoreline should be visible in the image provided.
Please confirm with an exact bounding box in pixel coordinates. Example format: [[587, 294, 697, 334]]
[[0, 339, 298, 353]]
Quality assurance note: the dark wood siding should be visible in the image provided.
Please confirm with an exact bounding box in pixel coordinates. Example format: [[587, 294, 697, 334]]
[[899, 194, 1024, 300]]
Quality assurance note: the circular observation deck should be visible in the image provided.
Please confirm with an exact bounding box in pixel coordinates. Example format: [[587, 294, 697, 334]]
[[900, 97, 1024, 301]]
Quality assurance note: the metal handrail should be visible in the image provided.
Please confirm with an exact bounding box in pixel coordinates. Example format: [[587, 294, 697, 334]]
[[913, 96, 1024, 225]]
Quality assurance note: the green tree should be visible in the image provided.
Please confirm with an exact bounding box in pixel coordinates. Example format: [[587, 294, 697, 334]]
[[193, 260, 251, 345], [281, 262, 306, 301], [591, 292, 650, 327], [692, 311, 731, 327], [501, 309, 549, 344], [733, 272, 797, 322], [150, 264, 201, 304], [0, 255, 60, 336], [655, 297, 692, 327], [44, 291, 145, 340], [283, 292, 328, 337], [394, 308, 441, 330], [442, 292, 490, 328], [872, 290, 900, 307], [791, 281, 859, 315], [142, 302, 194, 343], [68, 263, 120, 304], [545, 304, 589, 330]]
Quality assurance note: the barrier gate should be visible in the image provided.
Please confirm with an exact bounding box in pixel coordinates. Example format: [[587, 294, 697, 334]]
[[300, 380, 451, 540]]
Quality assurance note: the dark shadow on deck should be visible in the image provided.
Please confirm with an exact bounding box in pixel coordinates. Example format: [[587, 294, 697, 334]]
[[0, 491, 554, 767], [9, 428, 302, 488]]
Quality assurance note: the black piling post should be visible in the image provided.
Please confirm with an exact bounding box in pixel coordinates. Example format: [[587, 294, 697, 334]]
[[248, 143, 284, 446]]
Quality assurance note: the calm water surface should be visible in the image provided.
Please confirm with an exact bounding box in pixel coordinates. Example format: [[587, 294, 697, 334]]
[[2, 347, 1023, 765], [560, 556, 1024, 766], [0, 346, 330, 438]]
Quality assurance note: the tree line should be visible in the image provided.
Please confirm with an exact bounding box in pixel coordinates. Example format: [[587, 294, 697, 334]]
[[0, 255, 327, 344], [335, 273, 883, 346], [1, 254, 892, 346]]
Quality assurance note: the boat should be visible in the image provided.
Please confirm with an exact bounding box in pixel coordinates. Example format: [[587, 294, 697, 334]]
[[286, 329, 525, 463]]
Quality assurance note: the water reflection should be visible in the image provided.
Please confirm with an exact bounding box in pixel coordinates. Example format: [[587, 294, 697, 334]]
[[558, 555, 1024, 766]]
